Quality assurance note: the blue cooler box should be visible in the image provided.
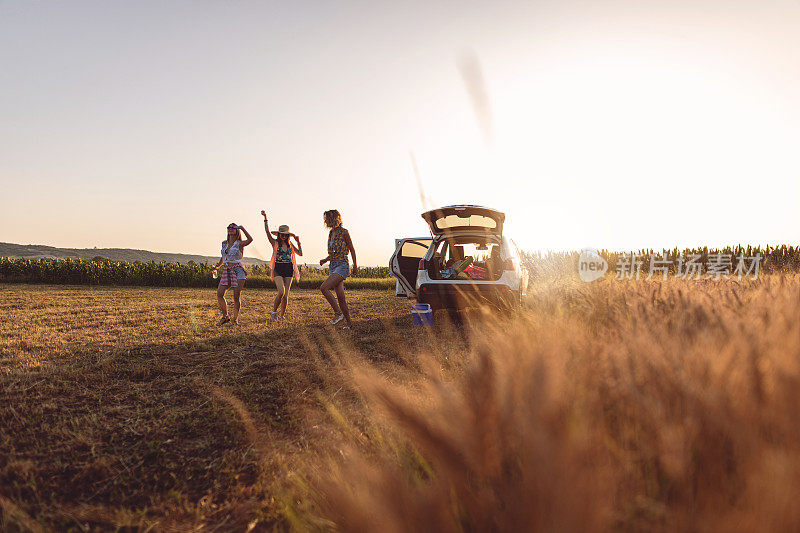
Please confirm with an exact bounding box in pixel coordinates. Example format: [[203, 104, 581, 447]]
[[412, 303, 434, 326]]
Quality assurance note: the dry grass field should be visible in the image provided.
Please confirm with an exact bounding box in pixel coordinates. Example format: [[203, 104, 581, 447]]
[[0, 285, 418, 530], [3, 276, 800, 531]]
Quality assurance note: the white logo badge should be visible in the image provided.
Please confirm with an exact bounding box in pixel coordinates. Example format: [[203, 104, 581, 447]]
[[577, 248, 608, 282]]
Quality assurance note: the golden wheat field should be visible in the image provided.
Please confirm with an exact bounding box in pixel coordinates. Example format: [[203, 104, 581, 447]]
[[2, 277, 800, 531]]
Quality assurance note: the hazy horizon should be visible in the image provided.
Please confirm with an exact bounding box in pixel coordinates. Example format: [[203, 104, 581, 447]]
[[3, 0, 800, 266]]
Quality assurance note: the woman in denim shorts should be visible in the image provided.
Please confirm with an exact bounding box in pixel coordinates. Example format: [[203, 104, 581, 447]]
[[319, 209, 358, 328], [211, 222, 253, 326]]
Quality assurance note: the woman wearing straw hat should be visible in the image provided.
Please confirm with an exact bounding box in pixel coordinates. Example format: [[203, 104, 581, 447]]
[[262, 210, 302, 320]]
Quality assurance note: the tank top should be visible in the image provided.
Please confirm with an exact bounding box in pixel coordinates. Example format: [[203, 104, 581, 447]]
[[221, 240, 243, 264], [328, 227, 349, 262], [276, 245, 292, 263]]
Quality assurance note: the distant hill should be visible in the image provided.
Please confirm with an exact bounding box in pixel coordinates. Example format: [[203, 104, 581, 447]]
[[0, 242, 267, 266]]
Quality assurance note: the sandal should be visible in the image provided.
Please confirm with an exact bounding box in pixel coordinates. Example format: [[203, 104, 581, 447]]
[[217, 316, 230, 326], [329, 314, 344, 325]]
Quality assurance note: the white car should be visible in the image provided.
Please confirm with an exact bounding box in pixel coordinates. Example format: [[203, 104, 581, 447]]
[[389, 205, 528, 310]]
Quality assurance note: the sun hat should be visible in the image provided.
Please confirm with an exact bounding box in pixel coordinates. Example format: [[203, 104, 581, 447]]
[[271, 224, 295, 237]]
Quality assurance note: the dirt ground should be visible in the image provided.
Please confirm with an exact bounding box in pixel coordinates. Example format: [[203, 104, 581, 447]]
[[0, 284, 427, 530]]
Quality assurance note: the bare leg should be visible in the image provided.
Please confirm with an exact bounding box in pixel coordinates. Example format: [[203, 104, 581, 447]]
[[217, 285, 228, 316], [273, 276, 286, 313], [320, 273, 344, 316], [232, 280, 244, 322], [334, 281, 351, 327], [280, 276, 293, 317]]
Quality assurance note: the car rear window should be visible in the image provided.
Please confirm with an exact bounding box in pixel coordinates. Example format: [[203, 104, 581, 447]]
[[434, 214, 498, 230]]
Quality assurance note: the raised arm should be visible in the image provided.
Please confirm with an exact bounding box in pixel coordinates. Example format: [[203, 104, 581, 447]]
[[261, 210, 276, 246], [238, 225, 253, 247], [292, 235, 303, 257], [344, 229, 358, 276]]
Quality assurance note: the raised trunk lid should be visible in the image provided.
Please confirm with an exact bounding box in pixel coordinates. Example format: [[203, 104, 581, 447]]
[[421, 205, 505, 236]]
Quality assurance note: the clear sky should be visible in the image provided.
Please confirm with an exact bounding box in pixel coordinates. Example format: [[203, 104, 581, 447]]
[[2, 0, 800, 265]]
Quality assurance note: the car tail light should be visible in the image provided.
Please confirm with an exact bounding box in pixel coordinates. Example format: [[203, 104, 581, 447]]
[[504, 258, 519, 271], [419, 258, 427, 270]]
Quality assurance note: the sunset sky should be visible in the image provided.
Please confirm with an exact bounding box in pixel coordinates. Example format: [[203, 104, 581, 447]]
[[2, 0, 800, 265]]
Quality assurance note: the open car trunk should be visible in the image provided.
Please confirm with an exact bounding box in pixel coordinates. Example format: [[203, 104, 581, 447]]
[[427, 235, 505, 282], [421, 205, 505, 237]]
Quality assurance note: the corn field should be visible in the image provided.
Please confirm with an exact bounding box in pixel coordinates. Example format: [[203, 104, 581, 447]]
[[0, 258, 394, 289], [521, 245, 800, 283], [4, 246, 799, 290]]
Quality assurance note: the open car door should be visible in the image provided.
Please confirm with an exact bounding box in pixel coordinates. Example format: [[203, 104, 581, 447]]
[[389, 237, 433, 297]]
